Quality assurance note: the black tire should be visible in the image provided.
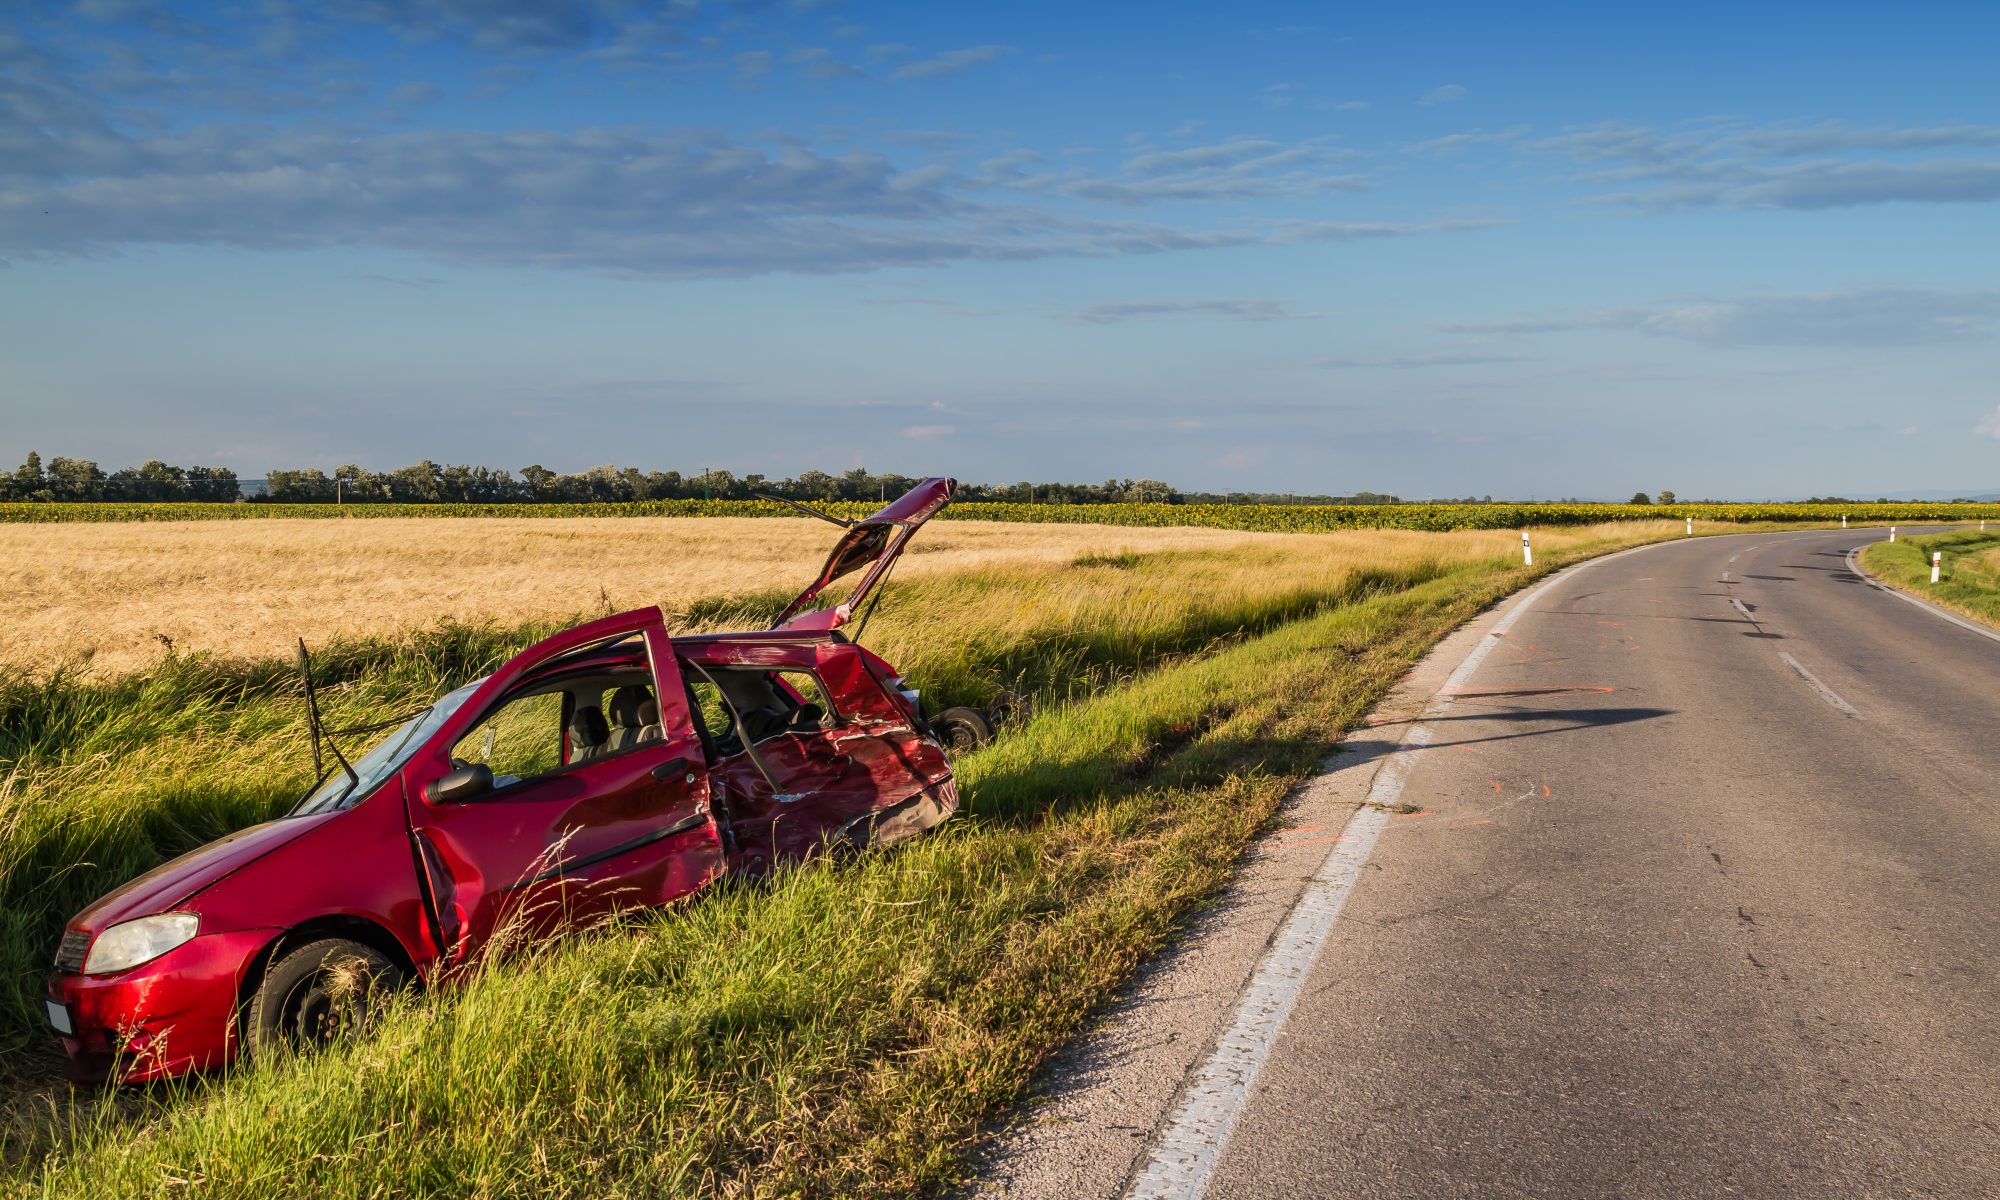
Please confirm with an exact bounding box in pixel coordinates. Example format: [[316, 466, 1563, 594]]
[[930, 706, 997, 752], [245, 937, 403, 1057]]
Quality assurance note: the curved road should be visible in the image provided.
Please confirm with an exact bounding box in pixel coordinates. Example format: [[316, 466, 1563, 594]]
[[979, 528, 2000, 1199]]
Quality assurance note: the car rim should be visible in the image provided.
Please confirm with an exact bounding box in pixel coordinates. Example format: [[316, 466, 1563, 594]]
[[284, 967, 364, 1045]]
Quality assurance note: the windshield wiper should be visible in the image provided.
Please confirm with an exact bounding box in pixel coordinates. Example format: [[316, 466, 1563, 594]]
[[299, 640, 358, 803]]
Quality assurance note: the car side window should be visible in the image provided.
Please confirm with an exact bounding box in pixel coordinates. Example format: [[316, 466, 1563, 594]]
[[681, 665, 837, 758], [686, 678, 736, 753], [450, 691, 565, 786]]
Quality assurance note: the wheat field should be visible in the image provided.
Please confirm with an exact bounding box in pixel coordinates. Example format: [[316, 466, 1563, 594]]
[[0, 516, 1677, 677], [1, 516, 1282, 676]]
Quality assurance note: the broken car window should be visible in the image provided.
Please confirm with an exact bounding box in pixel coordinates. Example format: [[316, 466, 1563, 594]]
[[683, 667, 838, 760], [293, 678, 483, 816]]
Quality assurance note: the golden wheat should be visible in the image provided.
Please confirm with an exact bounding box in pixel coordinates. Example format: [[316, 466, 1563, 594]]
[[0, 516, 1681, 677]]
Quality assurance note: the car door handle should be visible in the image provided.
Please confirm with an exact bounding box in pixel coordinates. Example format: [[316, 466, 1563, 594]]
[[651, 756, 695, 783]]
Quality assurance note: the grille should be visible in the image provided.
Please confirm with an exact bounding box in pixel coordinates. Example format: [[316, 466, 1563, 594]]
[[54, 930, 90, 974]]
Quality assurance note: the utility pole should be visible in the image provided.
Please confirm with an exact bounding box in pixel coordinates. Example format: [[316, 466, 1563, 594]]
[[703, 467, 711, 501]]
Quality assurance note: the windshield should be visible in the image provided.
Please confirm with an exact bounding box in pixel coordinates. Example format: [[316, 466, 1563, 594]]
[[292, 678, 485, 816]]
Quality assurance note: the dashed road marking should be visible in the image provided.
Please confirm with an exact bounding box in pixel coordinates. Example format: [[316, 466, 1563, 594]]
[[1778, 652, 1860, 718]]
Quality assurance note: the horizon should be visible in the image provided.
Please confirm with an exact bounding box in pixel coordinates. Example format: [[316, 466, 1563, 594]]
[[6, 448, 1994, 505], [3, 1, 1998, 495]]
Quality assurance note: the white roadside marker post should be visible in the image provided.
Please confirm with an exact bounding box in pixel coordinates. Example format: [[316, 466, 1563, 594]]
[[1890, 526, 1897, 542], [1932, 551, 1943, 584], [1686, 515, 1693, 536], [1522, 531, 1533, 566], [1842, 514, 1848, 529]]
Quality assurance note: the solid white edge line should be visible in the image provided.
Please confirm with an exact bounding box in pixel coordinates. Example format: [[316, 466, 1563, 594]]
[[1777, 651, 1861, 718], [1120, 544, 1653, 1200], [1845, 547, 2000, 646]]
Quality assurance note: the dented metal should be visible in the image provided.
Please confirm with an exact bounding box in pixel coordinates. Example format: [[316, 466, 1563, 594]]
[[44, 478, 963, 1082]]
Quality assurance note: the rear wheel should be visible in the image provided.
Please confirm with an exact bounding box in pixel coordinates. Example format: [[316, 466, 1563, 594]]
[[929, 706, 997, 752], [245, 937, 403, 1057]]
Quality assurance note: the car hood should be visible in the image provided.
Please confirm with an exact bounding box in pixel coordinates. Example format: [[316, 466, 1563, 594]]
[[72, 812, 335, 931]]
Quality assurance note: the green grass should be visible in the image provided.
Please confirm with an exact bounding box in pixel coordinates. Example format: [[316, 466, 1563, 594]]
[[1858, 528, 2000, 629], [1, 525, 1673, 1197]]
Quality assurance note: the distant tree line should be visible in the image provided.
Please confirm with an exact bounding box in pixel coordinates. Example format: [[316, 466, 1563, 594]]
[[1, 452, 1196, 506], [2, 452, 239, 502], [260, 463, 1189, 505]]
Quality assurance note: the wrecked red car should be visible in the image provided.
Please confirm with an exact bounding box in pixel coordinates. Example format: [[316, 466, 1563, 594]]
[[45, 478, 961, 1082]]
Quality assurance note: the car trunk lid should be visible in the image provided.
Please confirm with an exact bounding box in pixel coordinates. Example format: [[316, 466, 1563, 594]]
[[774, 477, 956, 632]]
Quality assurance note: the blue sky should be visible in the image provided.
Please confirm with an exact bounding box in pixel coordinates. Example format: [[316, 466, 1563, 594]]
[[3, 1, 1998, 497]]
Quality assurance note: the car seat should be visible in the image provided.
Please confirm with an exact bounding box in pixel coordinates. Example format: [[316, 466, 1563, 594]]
[[567, 705, 610, 762], [605, 685, 656, 753]]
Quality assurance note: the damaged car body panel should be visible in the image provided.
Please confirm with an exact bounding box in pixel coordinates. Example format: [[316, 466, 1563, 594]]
[[44, 478, 962, 1082]]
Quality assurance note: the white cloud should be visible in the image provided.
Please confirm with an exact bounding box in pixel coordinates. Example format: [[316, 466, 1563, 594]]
[[1070, 299, 1333, 324], [1442, 287, 2000, 347], [888, 44, 1014, 82], [1977, 406, 2000, 439], [1418, 84, 1467, 106], [1316, 351, 1527, 369], [1531, 119, 2000, 211]]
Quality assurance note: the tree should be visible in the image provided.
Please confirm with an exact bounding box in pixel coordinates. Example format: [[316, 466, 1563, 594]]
[[1630, 492, 1652, 504], [1657, 490, 1676, 505], [12, 451, 45, 500], [45, 456, 107, 501]]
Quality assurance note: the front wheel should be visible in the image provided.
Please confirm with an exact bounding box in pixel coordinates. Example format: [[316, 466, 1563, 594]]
[[245, 937, 403, 1057]]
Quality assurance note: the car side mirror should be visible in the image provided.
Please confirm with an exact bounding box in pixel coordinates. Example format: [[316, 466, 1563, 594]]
[[426, 763, 493, 803]]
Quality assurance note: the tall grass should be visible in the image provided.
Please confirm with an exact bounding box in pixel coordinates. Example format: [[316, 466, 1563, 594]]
[[1859, 529, 2000, 628], [0, 527, 1678, 1064], [2, 522, 1680, 1196]]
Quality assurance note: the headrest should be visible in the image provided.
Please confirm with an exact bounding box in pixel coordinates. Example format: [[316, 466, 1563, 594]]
[[567, 705, 609, 747], [638, 697, 659, 727], [607, 685, 652, 729]]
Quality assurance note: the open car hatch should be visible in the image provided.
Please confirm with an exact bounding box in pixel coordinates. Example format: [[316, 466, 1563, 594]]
[[774, 477, 956, 631]]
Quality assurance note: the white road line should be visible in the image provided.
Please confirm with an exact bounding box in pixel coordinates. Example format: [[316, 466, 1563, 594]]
[[1729, 597, 1754, 619], [1845, 547, 2000, 646], [1121, 559, 1595, 1200], [1778, 652, 1861, 718]]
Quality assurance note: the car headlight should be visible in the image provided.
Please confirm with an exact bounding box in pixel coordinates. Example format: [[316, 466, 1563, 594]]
[[83, 913, 200, 975]]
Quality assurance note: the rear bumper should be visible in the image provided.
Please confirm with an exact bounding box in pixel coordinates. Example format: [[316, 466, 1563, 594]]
[[46, 928, 274, 1083]]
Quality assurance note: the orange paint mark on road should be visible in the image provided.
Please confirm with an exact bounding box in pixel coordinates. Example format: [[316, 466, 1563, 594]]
[[1543, 785, 1551, 797], [1393, 809, 1437, 820], [1489, 779, 1503, 793]]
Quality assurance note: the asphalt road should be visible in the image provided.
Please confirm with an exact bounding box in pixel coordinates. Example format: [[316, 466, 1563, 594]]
[[977, 528, 2000, 1200]]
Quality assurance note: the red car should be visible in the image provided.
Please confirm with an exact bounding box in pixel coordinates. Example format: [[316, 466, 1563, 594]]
[[45, 479, 962, 1082]]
